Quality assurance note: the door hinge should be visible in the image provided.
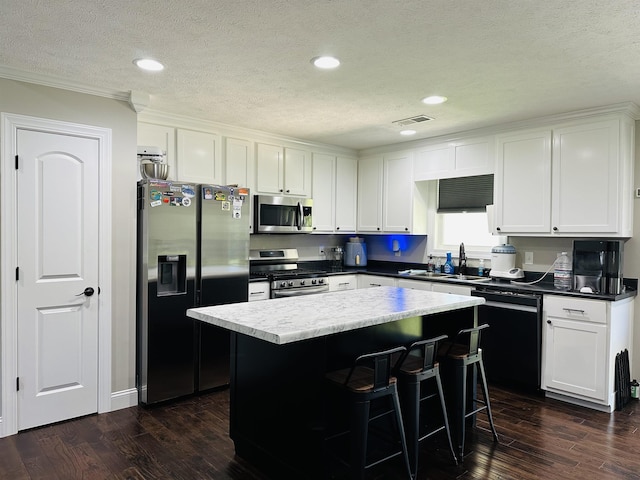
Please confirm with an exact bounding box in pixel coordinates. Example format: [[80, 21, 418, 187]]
[[16, 377, 19, 391], [15, 266, 19, 281], [15, 155, 19, 170]]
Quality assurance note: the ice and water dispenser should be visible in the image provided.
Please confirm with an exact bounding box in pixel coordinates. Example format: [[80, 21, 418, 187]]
[[157, 255, 187, 296]]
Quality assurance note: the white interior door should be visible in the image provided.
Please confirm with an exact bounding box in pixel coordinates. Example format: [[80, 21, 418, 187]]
[[16, 128, 100, 430]]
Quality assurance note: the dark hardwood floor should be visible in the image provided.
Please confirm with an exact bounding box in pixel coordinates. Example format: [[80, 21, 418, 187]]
[[1, 384, 639, 479]]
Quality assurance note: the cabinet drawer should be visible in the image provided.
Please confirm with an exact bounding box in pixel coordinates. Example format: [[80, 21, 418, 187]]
[[544, 295, 606, 323], [248, 282, 270, 301]]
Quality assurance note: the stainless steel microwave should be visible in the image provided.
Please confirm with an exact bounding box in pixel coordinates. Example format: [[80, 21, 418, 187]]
[[254, 195, 313, 233]]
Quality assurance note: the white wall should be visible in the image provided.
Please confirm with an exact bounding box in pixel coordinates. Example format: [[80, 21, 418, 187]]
[[0, 78, 138, 396]]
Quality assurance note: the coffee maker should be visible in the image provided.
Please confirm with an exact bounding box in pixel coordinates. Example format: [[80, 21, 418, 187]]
[[572, 240, 624, 294]]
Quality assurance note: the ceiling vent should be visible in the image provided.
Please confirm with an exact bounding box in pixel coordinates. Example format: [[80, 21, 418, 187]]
[[392, 114, 434, 127]]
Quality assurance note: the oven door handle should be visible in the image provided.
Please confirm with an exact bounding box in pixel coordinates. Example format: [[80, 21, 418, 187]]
[[482, 300, 539, 313], [272, 286, 330, 297]]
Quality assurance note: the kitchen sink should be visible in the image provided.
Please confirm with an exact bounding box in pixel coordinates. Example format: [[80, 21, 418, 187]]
[[445, 274, 492, 282]]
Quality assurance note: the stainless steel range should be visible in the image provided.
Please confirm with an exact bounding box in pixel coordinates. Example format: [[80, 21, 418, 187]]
[[250, 248, 329, 298]]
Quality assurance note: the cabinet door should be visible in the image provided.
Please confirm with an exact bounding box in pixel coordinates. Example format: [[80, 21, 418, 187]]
[[256, 143, 283, 194], [225, 138, 254, 189], [176, 129, 222, 184], [551, 119, 620, 234], [335, 156, 358, 233], [311, 153, 335, 233], [357, 275, 397, 288], [357, 155, 383, 232], [283, 147, 309, 196], [413, 144, 453, 181], [248, 282, 270, 301], [494, 129, 552, 234], [431, 283, 471, 296], [329, 275, 357, 292], [137, 123, 176, 180], [397, 279, 433, 291], [454, 137, 494, 176], [383, 151, 413, 232], [543, 316, 607, 401]]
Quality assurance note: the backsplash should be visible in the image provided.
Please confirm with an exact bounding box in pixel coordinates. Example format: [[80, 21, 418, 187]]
[[249, 233, 429, 263]]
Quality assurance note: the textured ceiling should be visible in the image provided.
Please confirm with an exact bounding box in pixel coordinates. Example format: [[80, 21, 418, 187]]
[[1, 0, 640, 150]]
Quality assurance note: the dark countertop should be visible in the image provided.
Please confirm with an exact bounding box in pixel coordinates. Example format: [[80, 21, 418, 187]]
[[300, 260, 637, 302]]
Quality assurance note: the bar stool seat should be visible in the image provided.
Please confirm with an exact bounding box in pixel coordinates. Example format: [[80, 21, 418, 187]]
[[325, 346, 412, 480], [397, 335, 458, 477], [438, 324, 499, 459]]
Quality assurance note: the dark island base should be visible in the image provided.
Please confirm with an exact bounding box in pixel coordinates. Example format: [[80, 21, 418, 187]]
[[229, 308, 475, 479]]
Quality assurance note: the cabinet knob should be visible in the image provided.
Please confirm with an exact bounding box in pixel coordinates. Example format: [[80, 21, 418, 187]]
[[286, 189, 290, 193], [377, 227, 380, 231], [313, 226, 316, 230], [546, 320, 552, 324], [279, 189, 283, 192], [553, 226, 558, 231], [496, 227, 501, 232], [404, 227, 409, 231], [336, 227, 340, 230]]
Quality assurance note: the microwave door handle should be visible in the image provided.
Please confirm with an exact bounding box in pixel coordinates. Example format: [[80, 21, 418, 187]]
[[296, 202, 302, 230]]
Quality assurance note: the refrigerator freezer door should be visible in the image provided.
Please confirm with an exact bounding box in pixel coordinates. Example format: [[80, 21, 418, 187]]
[[137, 180, 198, 405], [198, 185, 250, 390]]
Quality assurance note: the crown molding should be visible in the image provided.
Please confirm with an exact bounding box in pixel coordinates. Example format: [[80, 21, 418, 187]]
[[0, 65, 129, 102]]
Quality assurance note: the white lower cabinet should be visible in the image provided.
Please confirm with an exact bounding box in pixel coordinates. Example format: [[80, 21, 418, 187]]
[[248, 281, 270, 302], [431, 283, 472, 296], [328, 275, 357, 292], [357, 275, 397, 288], [542, 295, 634, 412], [397, 278, 433, 291]]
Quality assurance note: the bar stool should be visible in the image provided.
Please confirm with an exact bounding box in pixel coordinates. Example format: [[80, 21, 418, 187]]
[[325, 345, 412, 480], [439, 324, 499, 459], [397, 335, 457, 477]]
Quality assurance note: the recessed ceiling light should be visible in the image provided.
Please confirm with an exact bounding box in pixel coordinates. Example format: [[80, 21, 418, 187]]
[[311, 56, 340, 69], [400, 129, 417, 136], [134, 58, 165, 72], [422, 95, 447, 105]]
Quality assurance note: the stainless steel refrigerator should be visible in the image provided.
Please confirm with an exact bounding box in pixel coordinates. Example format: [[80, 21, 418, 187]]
[[137, 180, 250, 405]]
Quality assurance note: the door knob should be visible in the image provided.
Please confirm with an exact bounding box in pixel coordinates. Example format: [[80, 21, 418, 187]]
[[76, 287, 95, 297]]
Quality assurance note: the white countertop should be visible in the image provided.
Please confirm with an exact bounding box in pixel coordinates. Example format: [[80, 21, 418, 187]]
[[187, 286, 484, 345]]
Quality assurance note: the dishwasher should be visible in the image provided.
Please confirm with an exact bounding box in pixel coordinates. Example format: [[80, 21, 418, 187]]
[[471, 287, 543, 392]]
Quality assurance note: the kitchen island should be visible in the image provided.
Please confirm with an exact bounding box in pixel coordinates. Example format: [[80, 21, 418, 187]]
[[187, 287, 484, 478]]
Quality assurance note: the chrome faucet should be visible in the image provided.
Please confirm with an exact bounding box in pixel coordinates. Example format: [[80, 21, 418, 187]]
[[459, 242, 467, 275]]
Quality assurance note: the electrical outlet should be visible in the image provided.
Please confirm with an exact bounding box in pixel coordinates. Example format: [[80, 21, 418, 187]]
[[319, 246, 325, 256], [525, 251, 534, 264]]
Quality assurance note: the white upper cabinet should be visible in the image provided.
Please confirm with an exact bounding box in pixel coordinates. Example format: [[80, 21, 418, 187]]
[[357, 155, 383, 232], [551, 120, 622, 234], [283, 147, 310, 196], [137, 123, 176, 180], [255, 143, 282, 194], [357, 151, 427, 234], [256, 143, 310, 196], [311, 153, 335, 232], [225, 137, 255, 233], [383, 151, 414, 232], [225, 137, 255, 189], [311, 154, 357, 234], [176, 129, 222, 184], [414, 136, 494, 181], [335, 156, 358, 233], [494, 129, 552, 234], [493, 113, 634, 237]]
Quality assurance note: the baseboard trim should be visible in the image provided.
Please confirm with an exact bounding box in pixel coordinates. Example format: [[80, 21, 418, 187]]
[[110, 388, 138, 411]]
